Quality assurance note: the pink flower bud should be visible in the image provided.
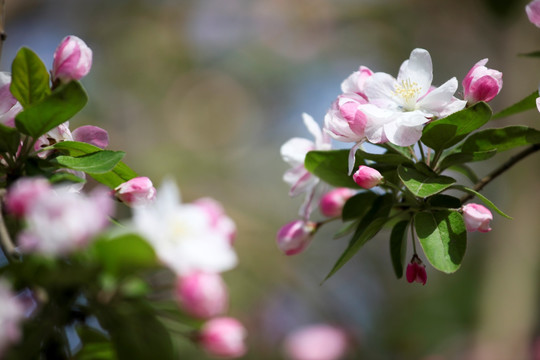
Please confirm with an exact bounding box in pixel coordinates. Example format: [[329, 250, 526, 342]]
[[352, 165, 383, 189], [114, 177, 156, 207], [199, 317, 247, 359], [283, 324, 348, 360], [406, 256, 427, 285], [5, 177, 51, 218], [276, 220, 317, 256], [462, 203, 492, 233], [193, 198, 237, 244], [462, 59, 502, 104], [52, 35, 92, 82], [175, 272, 228, 319], [527, 0, 540, 28], [319, 188, 355, 218]]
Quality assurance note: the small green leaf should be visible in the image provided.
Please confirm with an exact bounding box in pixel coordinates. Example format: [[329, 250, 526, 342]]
[[48, 172, 86, 184], [461, 126, 540, 153], [341, 191, 378, 221], [305, 150, 360, 188], [493, 91, 538, 119], [397, 164, 456, 198], [451, 185, 512, 219], [10, 47, 50, 108], [0, 123, 20, 153], [356, 149, 413, 165], [56, 151, 125, 174], [427, 194, 462, 209], [438, 150, 496, 170], [390, 220, 409, 279], [447, 164, 479, 184], [414, 210, 467, 273]]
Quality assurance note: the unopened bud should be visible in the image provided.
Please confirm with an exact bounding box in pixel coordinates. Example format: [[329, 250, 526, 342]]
[[199, 317, 247, 359], [406, 256, 427, 285], [462, 59, 502, 104], [52, 35, 92, 82], [352, 165, 383, 189], [462, 203, 492, 233], [276, 220, 317, 256], [319, 188, 355, 218], [176, 272, 228, 319], [114, 177, 156, 207]]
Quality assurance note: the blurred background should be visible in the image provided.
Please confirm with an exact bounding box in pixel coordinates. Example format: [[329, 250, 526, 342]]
[[4, 0, 540, 359]]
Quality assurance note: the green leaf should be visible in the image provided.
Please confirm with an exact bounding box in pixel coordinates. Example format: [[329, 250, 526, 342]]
[[427, 194, 462, 209], [397, 164, 456, 198], [447, 164, 479, 184], [438, 149, 497, 170], [56, 150, 125, 174], [341, 191, 378, 221], [75, 327, 117, 360], [493, 91, 538, 119], [421, 102, 492, 152], [355, 149, 413, 165], [10, 47, 50, 108], [15, 81, 87, 138], [48, 171, 86, 184], [518, 51, 540, 58], [414, 210, 467, 273], [451, 185, 512, 219], [461, 126, 540, 153], [305, 150, 360, 188], [0, 123, 20, 153], [333, 220, 360, 239], [390, 220, 409, 279]]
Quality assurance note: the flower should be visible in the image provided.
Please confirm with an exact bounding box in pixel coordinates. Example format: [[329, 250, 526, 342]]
[[462, 59, 503, 104], [199, 317, 247, 359], [276, 220, 317, 256], [193, 198, 237, 244], [5, 177, 51, 218], [283, 324, 348, 360], [319, 188, 355, 218], [114, 177, 157, 207], [352, 165, 383, 189], [176, 272, 228, 319], [462, 203, 492, 232], [406, 256, 427, 285], [0, 72, 22, 127], [132, 179, 237, 276], [0, 280, 25, 357], [52, 35, 93, 82], [526, 0, 540, 27], [340, 65, 373, 100]]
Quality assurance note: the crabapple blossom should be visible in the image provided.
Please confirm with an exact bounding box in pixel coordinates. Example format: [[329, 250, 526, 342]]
[[406, 256, 427, 285], [52, 35, 92, 82], [526, 0, 540, 27], [0, 280, 25, 357], [352, 165, 383, 189], [193, 197, 237, 244], [283, 324, 348, 360], [462, 203, 492, 232], [176, 272, 228, 319], [462, 59, 503, 104], [114, 177, 156, 207], [276, 220, 317, 256], [199, 317, 247, 358], [5, 177, 51, 218], [340, 65, 373, 100], [0, 72, 22, 127], [319, 188, 356, 218]]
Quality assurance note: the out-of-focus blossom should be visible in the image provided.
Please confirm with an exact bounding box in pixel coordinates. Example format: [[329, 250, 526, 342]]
[[406, 256, 427, 285], [199, 317, 247, 359], [276, 219, 317, 256], [193, 198, 237, 244], [319, 188, 355, 218], [352, 165, 383, 189], [18, 186, 113, 256], [462, 203, 492, 233], [52, 35, 92, 82], [176, 272, 228, 319], [0, 73, 22, 127], [71, 125, 109, 149], [132, 179, 237, 276], [283, 324, 348, 360], [0, 280, 25, 357], [526, 0, 540, 27], [114, 177, 156, 207], [5, 177, 51, 218], [462, 59, 503, 104]]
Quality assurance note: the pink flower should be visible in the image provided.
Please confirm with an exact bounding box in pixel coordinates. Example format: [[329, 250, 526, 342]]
[[0, 280, 25, 357], [340, 65, 373, 100], [526, 0, 540, 27], [276, 220, 317, 256], [193, 198, 237, 244], [0, 72, 22, 127], [52, 35, 92, 82], [462, 203, 492, 232], [352, 165, 383, 189], [115, 177, 157, 207], [283, 324, 348, 360], [319, 188, 355, 218], [35, 122, 109, 158], [199, 317, 247, 359], [462, 59, 503, 104], [5, 177, 51, 218], [406, 257, 427, 285], [176, 272, 228, 319]]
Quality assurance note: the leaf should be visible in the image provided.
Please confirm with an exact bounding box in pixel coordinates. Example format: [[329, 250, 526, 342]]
[[421, 102, 492, 152], [451, 185, 512, 219], [397, 164, 456, 198], [438, 149, 497, 170], [333, 220, 360, 239], [492, 91, 538, 119], [447, 164, 479, 184], [305, 150, 361, 188], [518, 51, 540, 58], [427, 194, 462, 209], [461, 126, 540, 153], [56, 150, 126, 174], [15, 81, 87, 138], [390, 220, 409, 279], [75, 327, 116, 360], [414, 211, 467, 273], [48, 172, 86, 184], [0, 123, 20, 153], [10, 47, 50, 108], [355, 149, 413, 165], [341, 191, 378, 221]]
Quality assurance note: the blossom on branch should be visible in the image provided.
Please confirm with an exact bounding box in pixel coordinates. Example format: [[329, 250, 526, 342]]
[[52, 35, 93, 83], [463, 59, 503, 104]]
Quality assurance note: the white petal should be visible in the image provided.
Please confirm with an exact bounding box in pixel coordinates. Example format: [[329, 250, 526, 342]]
[[302, 113, 323, 146], [348, 141, 363, 175], [363, 73, 399, 109], [341, 71, 360, 93], [383, 113, 426, 146], [361, 104, 394, 143], [418, 77, 459, 116], [398, 48, 433, 95], [280, 137, 314, 166]]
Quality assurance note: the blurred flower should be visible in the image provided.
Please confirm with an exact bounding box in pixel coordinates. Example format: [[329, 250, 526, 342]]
[[132, 179, 237, 276], [199, 317, 247, 359], [276, 220, 317, 256], [71, 125, 109, 149], [5, 177, 51, 218], [176, 272, 228, 319], [526, 0, 540, 27], [319, 188, 355, 218], [52, 35, 93, 82], [114, 177, 156, 207], [0, 280, 25, 357], [406, 256, 427, 285], [0, 72, 22, 127], [193, 197, 237, 244], [462, 203, 492, 232], [462, 59, 503, 104], [352, 165, 382, 189], [283, 324, 348, 360]]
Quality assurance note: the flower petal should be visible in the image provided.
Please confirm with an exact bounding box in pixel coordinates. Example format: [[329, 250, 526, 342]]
[[280, 137, 314, 166], [72, 125, 109, 149], [417, 77, 461, 116], [397, 48, 433, 96], [364, 72, 399, 109]]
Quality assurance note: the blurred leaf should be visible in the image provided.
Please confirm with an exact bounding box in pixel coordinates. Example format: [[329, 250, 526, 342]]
[[493, 91, 538, 119], [0, 123, 20, 153], [427, 194, 462, 209], [56, 151, 125, 174], [48, 171, 86, 184], [342, 191, 378, 221], [10, 47, 50, 108], [75, 327, 116, 360], [518, 51, 540, 58], [451, 185, 512, 219], [305, 150, 360, 188], [333, 220, 360, 239], [15, 81, 87, 138], [414, 210, 467, 273], [461, 126, 540, 153], [390, 220, 409, 279], [447, 164, 479, 184], [398, 164, 455, 198]]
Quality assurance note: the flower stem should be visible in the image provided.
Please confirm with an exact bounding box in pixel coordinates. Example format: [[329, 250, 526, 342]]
[[418, 141, 426, 163], [410, 217, 417, 255]]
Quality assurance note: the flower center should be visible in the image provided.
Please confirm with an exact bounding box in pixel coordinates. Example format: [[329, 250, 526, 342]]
[[394, 79, 421, 110]]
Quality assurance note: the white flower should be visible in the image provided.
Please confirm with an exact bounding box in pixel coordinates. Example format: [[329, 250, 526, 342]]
[[132, 179, 237, 276]]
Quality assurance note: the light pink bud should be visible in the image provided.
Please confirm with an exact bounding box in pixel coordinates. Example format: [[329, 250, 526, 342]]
[[276, 220, 317, 256], [5, 177, 51, 217], [193, 197, 237, 244], [176, 272, 228, 319], [406, 257, 427, 285], [462, 203, 492, 233], [283, 324, 348, 360], [462, 59, 502, 104], [52, 35, 92, 82], [527, 0, 540, 27], [352, 165, 383, 189], [72, 125, 109, 149], [199, 317, 247, 359], [319, 188, 355, 218], [114, 177, 156, 207]]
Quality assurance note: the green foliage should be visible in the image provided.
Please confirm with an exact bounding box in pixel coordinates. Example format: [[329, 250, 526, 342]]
[[10, 47, 50, 108], [56, 150, 126, 174], [342, 191, 378, 221], [398, 164, 456, 198], [305, 150, 360, 188], [0, 123, 20, 154], [390, 220, 409, 279], [492, 91, 538, 119]]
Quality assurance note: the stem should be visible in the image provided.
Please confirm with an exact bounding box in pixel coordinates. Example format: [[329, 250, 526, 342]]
[[432, 151, 442, 170], [410, 217, 417, 254], [0, 189, 15, 260], [460, 144, 540, 203], [408, 146, 419, 162], [418, 141, 426, 163], [0, 0, 6, 65]]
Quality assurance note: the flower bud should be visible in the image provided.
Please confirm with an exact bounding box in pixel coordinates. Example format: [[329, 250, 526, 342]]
[[352, 165, 383, 189], [283, 324, 348, 360], [276, 220, 317, 256], [462, 59, 502, 104], [406, 256, 427, 285], [319, 188, 355, 218], [175, 272, 228, 319], [52, 35, 92, 82], [462, 203, 492, 233], [5, 177, 51, 218], [199, 317, 247, 359], [114, 177, 156, 207], [527, 0, 540, 28]]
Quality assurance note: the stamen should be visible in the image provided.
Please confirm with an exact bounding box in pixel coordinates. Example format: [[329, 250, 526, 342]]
[[394, 79, 421, 102]]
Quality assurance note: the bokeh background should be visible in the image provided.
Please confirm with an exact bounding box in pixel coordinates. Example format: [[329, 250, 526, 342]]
[[5, 0, 540, 359]]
